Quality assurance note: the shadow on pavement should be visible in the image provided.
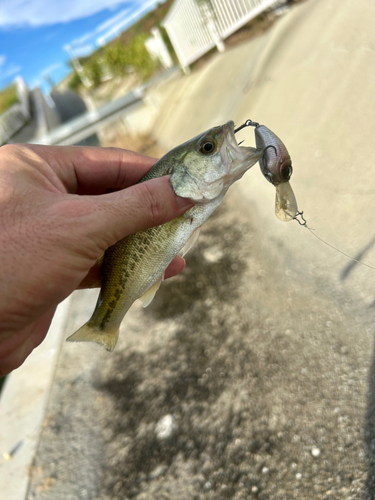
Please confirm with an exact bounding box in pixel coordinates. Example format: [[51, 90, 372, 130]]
[[365, 335, 375, 497], [340, 235, 375, 282]]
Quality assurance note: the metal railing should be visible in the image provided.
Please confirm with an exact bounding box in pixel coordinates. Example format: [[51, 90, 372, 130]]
[[32, 67, 178, 146], [163, 0, 282, 70]]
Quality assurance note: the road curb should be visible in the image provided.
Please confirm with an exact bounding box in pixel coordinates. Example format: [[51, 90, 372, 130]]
[[0, 296, 72, 500]]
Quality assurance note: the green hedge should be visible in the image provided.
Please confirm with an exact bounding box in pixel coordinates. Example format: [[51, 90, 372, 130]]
[[0, 85, 18, 115], [69, 33, 157, 91]]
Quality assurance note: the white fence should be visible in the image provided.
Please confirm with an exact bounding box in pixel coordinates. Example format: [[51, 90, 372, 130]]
[[163, 0, 283, 70], [145, 27, 174, 70]]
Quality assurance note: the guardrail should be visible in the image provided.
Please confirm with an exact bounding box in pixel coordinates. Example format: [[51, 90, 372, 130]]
[[33, 88, 144, 146], [32, 67, 178, 146]]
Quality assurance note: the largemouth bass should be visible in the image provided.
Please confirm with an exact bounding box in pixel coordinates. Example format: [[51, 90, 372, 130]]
[[67, 121, 262, 351]]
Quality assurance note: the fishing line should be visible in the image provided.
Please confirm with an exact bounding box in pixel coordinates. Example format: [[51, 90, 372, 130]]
[[235, 118, 375, 272], [292, 211, 375, 272]]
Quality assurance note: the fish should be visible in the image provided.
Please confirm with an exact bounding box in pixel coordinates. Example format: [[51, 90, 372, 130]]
[[67, 120, 262, 351], [254, 124, 298, 222]]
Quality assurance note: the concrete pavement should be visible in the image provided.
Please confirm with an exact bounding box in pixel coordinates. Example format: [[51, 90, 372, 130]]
[[152, 0, 375, 308], [3, 0, 375, 497], [0, 298, 72, 500], [152, 1, 375, 490]]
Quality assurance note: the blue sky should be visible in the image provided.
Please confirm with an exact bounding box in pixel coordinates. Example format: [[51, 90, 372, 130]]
[[0, 0, 166, 92]]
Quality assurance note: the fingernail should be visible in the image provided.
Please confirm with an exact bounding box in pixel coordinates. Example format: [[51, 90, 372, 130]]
[[176, 196, 194, 210]]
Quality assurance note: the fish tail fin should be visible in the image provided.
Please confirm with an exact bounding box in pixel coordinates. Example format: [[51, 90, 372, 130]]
[[66, 322, 119, 352]]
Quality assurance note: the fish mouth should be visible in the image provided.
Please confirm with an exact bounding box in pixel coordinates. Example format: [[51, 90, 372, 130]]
[[224, 121, 239, 150], [221, 120, 262, 179], [224, 120, 260, 157]]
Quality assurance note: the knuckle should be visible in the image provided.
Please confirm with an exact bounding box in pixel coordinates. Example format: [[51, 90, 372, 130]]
[[0, 143, 29, 155], [140, 182, 165, 225], [0, 143, 24, 159]]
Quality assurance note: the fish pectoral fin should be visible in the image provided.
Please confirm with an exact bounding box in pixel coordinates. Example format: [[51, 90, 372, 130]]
[[139, 274, 164, 308], [66, 322, 119, 352], [179, 227, 201, 257]]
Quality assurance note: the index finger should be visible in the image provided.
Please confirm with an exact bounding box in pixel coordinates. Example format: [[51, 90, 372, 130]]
[[27, 144, 158, 194]]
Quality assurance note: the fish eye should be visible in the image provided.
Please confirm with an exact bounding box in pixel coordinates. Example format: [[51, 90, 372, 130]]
[[199, 140, 216, 155]]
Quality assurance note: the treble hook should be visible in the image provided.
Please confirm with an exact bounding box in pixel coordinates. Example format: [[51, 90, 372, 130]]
[[234, 119, 259, 134]]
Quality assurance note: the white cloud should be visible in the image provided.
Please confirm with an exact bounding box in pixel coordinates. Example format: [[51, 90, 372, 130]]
[[65, 0, 158, 52], [0, 55, 6, 67], [69, 31, 95, 48], [0, 0, 132, 27], [95, 7, 131, 33], [0, 0, 165, 29], [66, 7, 130, 50], [97, 0, 158, 46], [42, 62, 62, 76], [0, 63, 22, 81]]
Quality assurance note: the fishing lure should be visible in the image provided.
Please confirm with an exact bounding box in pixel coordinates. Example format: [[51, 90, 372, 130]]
[[235, 120, 298, 221]]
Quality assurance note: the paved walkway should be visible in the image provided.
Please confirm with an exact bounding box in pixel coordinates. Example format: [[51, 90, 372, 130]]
[[153, 0, 375, 306], [3, 0, 375, 497]]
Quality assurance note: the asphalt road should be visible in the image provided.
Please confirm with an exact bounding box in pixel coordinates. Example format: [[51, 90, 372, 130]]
[[26, 0, 375, 498]]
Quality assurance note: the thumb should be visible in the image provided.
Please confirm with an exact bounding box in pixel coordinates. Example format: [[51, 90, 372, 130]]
[[84, 176, 194, 248]]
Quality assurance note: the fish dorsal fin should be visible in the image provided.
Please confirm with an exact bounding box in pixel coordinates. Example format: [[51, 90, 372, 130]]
[[139, 274, 164, 308], [179, 227, 201, 257]]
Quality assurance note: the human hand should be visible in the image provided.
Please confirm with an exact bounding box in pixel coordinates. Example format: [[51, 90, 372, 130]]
[[0, 143, 193, 376]]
